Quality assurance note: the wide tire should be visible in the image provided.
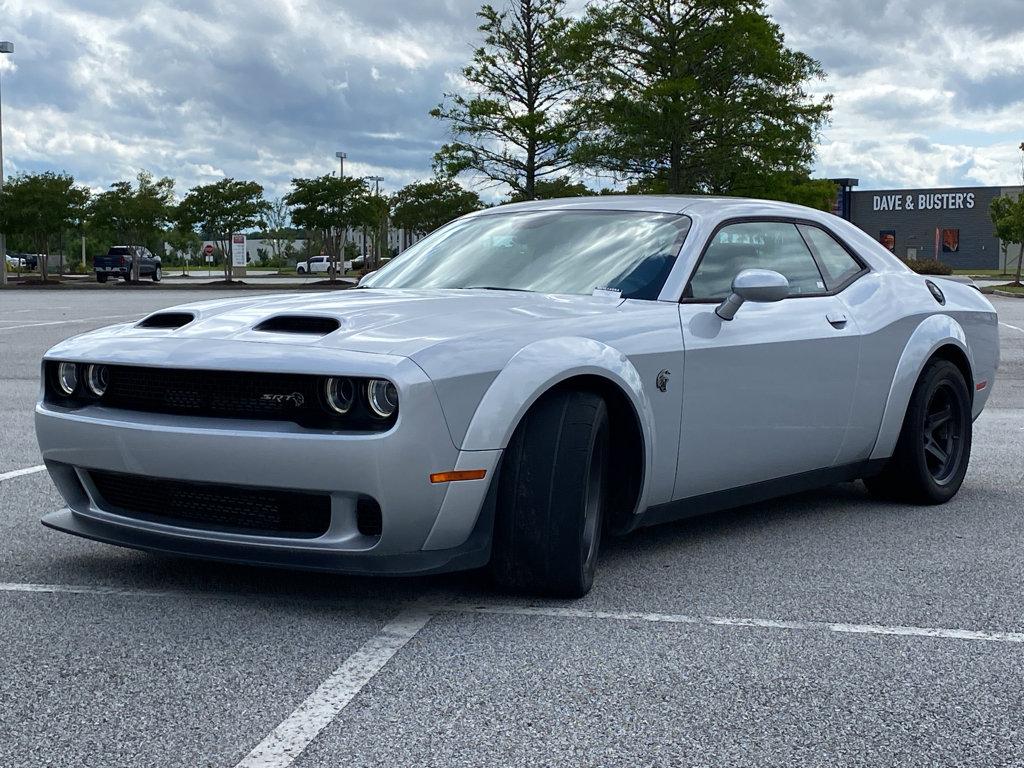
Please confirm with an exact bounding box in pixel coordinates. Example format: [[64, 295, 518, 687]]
[[490, 389, 609, 598], [864, 358, 972, 504], [96, 274, 108, 283]]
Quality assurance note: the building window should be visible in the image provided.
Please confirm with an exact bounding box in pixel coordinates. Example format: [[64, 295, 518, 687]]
[[879, 230, 896, 252], [941, 228, 960, 253]]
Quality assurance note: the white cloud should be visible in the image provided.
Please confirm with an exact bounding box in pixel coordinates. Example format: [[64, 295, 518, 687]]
[[0, 0, 1020, 199]]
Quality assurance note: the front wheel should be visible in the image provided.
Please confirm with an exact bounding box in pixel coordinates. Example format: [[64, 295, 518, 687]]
[[490, 389, 609, 598], [297, 266, 306, 274], [864, 358, 972, 504], [152, 266, 162, 283]]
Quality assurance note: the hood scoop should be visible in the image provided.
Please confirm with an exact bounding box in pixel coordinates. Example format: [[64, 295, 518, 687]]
[[253, 315, 341, 335], [137, 312, 195, 329]]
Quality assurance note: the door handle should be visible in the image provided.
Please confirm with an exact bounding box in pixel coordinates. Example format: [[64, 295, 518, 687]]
[[826, 311, 848, 328]]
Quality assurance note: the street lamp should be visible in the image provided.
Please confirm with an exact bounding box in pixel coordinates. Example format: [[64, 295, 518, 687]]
[[367, 175, 383, 196], [335, 151, 346, 180], [0, 41, 13, 287]]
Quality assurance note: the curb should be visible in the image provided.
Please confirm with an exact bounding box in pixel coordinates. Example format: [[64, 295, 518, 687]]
[[992, 290, 1024, 299]]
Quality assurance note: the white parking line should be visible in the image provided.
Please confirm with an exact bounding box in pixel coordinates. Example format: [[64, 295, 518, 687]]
[[236, 606, 437, 768], [1001, 321, 1024, 334], [0, 314, 140, 332], [0, 581, 195, 599], [457, 603, 1024, 644], [0, 465, 46, 482]]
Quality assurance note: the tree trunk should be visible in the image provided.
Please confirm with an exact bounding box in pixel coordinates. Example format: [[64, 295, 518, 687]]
[[1015, 242, 1023, 286], [668, 141, 682, 194]]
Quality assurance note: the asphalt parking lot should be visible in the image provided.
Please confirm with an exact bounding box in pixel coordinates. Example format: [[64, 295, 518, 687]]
[[2, 288, 1023, 767]]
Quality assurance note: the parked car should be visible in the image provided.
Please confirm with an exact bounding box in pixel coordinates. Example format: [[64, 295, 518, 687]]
[[36, 196, 999, 597], [5, 254, 25, 269], [296, 255, 350, 274], [93, 245, 162, 283]]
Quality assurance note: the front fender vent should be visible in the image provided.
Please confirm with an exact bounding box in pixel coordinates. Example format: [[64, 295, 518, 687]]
[[253, 315, 341, 335], [137, 312, 195, 329]]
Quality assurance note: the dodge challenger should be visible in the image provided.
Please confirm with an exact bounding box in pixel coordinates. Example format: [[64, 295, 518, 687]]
[[36, 196, 1000, 597]]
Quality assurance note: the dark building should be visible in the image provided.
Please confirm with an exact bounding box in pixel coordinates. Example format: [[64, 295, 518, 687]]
[[842, 184, 1022, 270]]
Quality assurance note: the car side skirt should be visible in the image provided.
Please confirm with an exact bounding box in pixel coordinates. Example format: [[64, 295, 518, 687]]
[[639, 459, 888, 528]]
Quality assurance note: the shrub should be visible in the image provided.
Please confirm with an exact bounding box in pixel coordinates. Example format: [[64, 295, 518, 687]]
[[903, 258, 953, 276]]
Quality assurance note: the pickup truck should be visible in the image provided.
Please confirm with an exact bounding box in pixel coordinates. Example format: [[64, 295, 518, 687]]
[[94, 246, 162, 283]]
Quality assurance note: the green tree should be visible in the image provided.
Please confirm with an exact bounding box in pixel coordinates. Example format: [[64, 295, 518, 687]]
[[356, 193, 393, 270], [263, 197, 296, 263], [391, 178, 484, 238], [573, 0, 832, 194], [733, 173, 838, 211], [506, 176, 592, 202], [991, 193, 1024, 286], [431, 0, 585, 199], [284, 175, 370, 279], [177, 178, 268, 281], [163, 225, 202, 273], [0, 172, 90, 282], [88, 171, 175, 280]]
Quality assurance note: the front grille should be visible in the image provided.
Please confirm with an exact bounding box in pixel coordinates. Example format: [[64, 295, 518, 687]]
[[90, 470, 331, 538], [104, 366, 319, 421]]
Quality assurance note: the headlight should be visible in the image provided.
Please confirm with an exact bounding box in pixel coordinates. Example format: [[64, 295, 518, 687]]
[[85, 364, 109, 397], [366, 379, 398, 419], [324, 376, 355, 414], [57, 362, 79, 395]]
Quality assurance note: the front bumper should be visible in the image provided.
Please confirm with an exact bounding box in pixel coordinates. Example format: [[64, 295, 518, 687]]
[[35, 343, 501, 575]]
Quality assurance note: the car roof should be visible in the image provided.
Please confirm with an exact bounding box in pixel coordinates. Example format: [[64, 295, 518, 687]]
[[466, 194, 824, 217], [461, 194, 910, 275]]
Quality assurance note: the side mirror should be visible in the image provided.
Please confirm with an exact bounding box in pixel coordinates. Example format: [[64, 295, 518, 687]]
[[358, 270, 377, 286], [715, 269, 789, 321]]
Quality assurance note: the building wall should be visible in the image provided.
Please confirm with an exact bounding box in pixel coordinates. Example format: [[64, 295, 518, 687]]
[[849, 186, 1021, 270]]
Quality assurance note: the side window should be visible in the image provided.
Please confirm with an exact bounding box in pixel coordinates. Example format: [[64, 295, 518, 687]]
[[798, 225, 863, 290], [687, 221, 826, 300]]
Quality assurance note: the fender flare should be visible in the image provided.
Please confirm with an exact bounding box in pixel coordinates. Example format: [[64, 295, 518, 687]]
[[870, 314, 973, 461], [462, 336, 656, 513]]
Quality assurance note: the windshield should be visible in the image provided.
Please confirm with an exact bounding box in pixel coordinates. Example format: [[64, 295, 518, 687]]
[[362, 209, 691, 300]]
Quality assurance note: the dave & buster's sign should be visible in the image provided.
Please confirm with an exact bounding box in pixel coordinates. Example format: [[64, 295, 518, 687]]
[[873, 191, 976, 212]]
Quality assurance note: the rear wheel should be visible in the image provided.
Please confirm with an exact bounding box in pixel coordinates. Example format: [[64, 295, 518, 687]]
[[152, 266, 162, 283], [490, 389, 609, 598], [864, 358, 972, 504], [96, 273, 108, 283]]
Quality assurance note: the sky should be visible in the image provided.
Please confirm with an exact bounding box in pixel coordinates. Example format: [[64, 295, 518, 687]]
[[0, 0, 1021, 200]]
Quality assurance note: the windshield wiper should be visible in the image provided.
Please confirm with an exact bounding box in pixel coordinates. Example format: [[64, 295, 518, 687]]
[[461, 285, 532, 292]]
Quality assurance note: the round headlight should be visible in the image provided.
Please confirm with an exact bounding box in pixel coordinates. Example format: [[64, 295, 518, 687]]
[[324, 377, 355, 414], [85, 364, 109, 397], [57, 362, 79, 395], [366, 379, 399, 419]]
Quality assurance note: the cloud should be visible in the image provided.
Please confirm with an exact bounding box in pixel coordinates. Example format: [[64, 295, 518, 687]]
[[0, 0, 1021, 200], [767, 0, 1024, 189]]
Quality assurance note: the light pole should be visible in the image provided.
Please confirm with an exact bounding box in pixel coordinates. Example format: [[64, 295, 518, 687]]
[[0, 41, 12, 287], [335, 151, 346, 180], [367, 175, 383, 196]]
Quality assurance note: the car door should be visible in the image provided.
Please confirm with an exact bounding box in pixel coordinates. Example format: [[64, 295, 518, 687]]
[[674, 219, 862, 499]]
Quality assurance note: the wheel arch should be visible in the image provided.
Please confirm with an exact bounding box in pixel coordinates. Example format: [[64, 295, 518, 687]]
[[461, 337, 655, 523], [870, 314, 974, 461]]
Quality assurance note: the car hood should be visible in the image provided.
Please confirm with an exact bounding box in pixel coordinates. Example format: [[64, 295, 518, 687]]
[[103, 288, 625, 358]]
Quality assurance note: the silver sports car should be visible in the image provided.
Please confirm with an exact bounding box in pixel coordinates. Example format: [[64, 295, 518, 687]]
[[36, 196, 1000, 597]]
